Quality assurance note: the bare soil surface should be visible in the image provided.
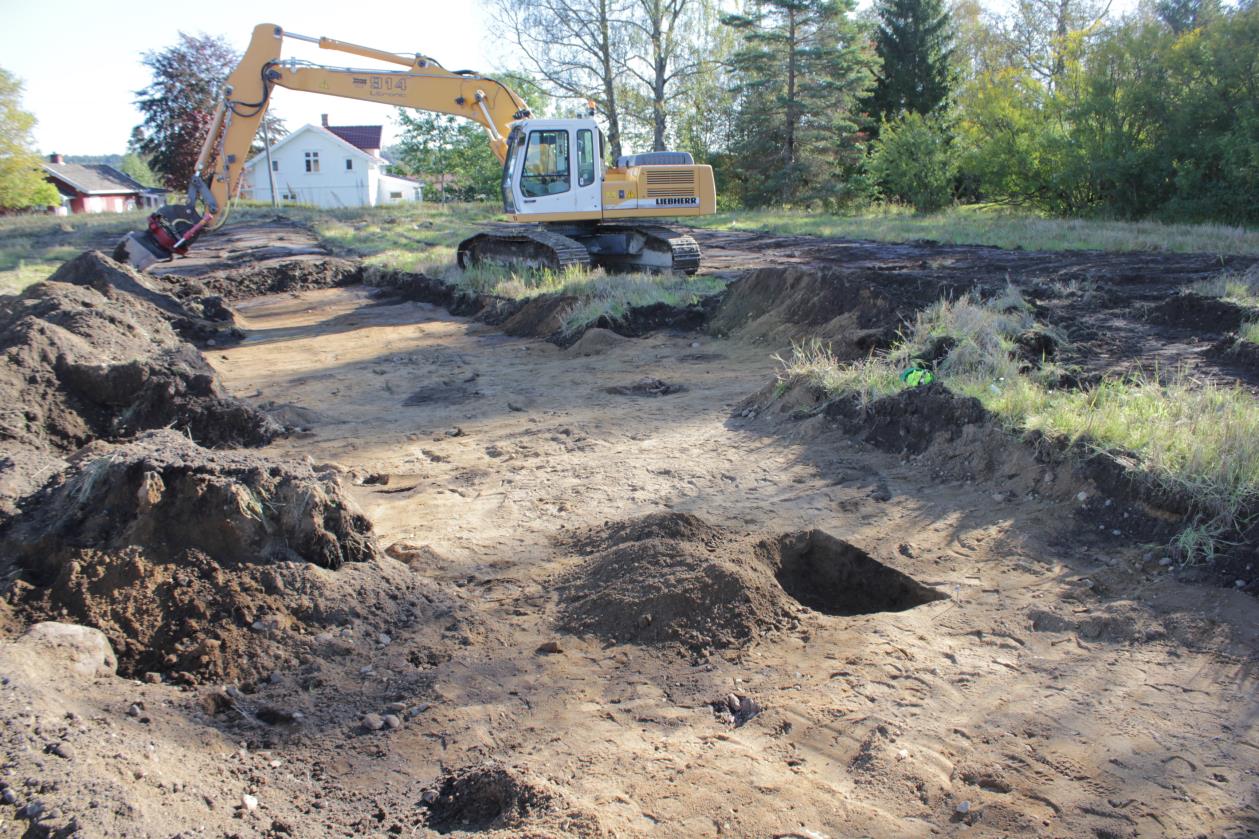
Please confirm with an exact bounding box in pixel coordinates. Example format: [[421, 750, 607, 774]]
[[1, 223, 1258, 838]]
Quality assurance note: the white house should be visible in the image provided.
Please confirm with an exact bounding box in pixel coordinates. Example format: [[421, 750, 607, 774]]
[[240, 117, 422, 208]]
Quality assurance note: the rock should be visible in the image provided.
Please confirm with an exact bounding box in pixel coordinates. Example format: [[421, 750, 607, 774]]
[[736, 696, 762, 725], [407, 703, 430, 719], [378, 633, 392, 646], [47, 742, 73, 760], [361, 713, 385, 732], [15, 622, 117, 678], [385, 702, 407, 714], [144, 672, 162, 684], [956, 800, 971, 815], [421, 789, 439, 805], [383, 714, 403, 730], [241, 793, 259, 812], [127, 703, 143, 718], [725, 694, 740, 714], [536, 640, 562, 655], [21, 800, 44, 819], [3, 788, 17, 804]]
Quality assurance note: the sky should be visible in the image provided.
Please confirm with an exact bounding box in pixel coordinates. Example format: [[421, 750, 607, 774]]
[[0, 0, 496, 155]]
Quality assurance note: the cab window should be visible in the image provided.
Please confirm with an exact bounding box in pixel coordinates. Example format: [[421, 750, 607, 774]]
[[521, 130, 570, 197], [577, 129, 596, 187]]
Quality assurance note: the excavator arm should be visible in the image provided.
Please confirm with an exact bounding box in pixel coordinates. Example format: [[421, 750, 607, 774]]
[[117, 23, 532, 268]]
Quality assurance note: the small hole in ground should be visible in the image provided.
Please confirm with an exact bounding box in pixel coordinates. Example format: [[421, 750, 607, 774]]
[[769, 530, 947, 615]]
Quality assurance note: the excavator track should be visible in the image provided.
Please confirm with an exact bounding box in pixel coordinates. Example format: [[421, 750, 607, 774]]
[[600, 224, 701, 275], [457, 226, 591, 272]]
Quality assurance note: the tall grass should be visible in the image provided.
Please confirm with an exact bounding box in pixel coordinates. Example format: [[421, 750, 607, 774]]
[[778, 290, 1259, 560], [693, 204, 1259, 257]]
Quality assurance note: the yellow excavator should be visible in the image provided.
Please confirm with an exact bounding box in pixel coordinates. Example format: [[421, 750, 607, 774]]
[[115, 23, 716, 274]]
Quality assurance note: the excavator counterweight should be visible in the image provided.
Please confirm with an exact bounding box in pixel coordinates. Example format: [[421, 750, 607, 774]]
[[117, 24, 716, 275]]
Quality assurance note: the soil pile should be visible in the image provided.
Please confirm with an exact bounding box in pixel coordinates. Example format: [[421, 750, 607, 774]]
[[1145, 292, 1246, 333], [2, 430, 380, 682], [556, 513, 947, 650], [825, 383, 990, 455], [0, 254, 278, 513], [555, 512, 791, 650], [423, 764, 606, 836], [708, 266, 909, 355], [172, 256, 362, 301]]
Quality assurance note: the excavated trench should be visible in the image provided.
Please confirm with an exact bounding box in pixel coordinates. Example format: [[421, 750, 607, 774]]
[[764, 530, 947, 616]]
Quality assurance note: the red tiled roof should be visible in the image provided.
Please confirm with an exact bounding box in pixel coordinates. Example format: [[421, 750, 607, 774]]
[[326, 125, 382, 151]]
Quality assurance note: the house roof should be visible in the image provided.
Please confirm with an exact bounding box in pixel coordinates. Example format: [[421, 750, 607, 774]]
[[326, 125, 382, 151], [244, 123, 383, 169], [42, 163, 146, 195]]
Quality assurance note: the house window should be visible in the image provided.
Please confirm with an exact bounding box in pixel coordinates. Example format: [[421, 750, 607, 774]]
[[346, 159, 353, 171], [577, 129, 595, 187], [271, 160, 279, 172], [520, 129, 570, 198], [304, 151, 320, 173], [389, 191, 403, 199]]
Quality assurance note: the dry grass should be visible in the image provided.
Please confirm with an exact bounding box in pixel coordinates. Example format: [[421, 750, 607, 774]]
[[694, 205, 1259, 257], [777, 290, 1259, 561]]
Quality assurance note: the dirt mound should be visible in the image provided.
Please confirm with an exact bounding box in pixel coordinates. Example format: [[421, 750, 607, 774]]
[[565, 327, 630, 356], [708, 266, 910, 355], [2, 431, 380, 682], [423, 764, 606, 836], [502, 295, 579, 338], [556, 512, 790, 650], [48, 250, 241, 346], [1145, 293, 1246, 333], [556, 513, 944, 650], [0, 261, 278, 513], [175, 257, 362, 301], [825, 383, 989, 455]]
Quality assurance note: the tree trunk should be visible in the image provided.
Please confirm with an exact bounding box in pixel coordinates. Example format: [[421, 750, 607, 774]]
[[600, 0, 624, 160]]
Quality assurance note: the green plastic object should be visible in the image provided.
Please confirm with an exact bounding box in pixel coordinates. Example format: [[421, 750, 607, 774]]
[[899, 367, 936, 387]]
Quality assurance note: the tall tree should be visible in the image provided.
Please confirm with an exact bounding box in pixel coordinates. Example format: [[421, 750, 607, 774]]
[[134, 32, 285, 190], [999, 0, 1112, 86], [490, 0, 631, 159], [866, 0, 956, 123], [723, 0, 874, 206], [0, 67, 59, 211], [622, 0, 702, 150]]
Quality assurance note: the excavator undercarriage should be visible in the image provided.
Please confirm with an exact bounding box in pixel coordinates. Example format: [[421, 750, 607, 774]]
[[457, 223, 701, 275]]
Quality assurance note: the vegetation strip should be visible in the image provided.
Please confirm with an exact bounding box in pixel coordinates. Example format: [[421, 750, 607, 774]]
[[777, 290, 1259, 561]]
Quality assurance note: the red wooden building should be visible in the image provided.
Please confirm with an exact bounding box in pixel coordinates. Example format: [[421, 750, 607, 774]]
[[41, 154, 160, 214]]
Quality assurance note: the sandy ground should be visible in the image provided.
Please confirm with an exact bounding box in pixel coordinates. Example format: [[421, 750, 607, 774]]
[[3, 225, 1259, 838], [231, 288, 1259, 834]]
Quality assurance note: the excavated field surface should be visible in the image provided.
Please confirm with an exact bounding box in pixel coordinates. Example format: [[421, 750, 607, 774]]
[[0, 221, 1257, 838]]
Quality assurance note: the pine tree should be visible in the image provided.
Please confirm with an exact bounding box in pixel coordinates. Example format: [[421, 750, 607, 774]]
[[723, 0, 874, 207], [866, 0, 955, 123]]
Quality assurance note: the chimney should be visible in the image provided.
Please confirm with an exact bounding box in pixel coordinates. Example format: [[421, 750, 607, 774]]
[[50, 153, 64, 164], [321, 114, 329, 127]]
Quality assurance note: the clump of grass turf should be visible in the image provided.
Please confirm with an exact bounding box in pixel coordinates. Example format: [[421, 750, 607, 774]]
[[1194, 263, 1259, 305], [1238, 321, 1259, 345], [776, 289, 1259, 563]]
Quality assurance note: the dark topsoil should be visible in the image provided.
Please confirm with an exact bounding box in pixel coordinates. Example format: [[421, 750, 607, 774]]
[[1, 430, 388, 683], [693, 229, 1259, 387], [0, 251, 281, 515]]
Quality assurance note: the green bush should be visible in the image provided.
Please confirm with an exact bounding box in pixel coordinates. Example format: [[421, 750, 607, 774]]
[[869, 112, 956, 212]]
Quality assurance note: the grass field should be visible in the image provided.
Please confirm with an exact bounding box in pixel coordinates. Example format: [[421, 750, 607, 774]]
[[692, 205, 1259, 257]]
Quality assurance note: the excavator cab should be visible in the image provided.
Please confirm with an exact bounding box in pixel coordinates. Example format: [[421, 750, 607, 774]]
[[501, 119, 603, 220]]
